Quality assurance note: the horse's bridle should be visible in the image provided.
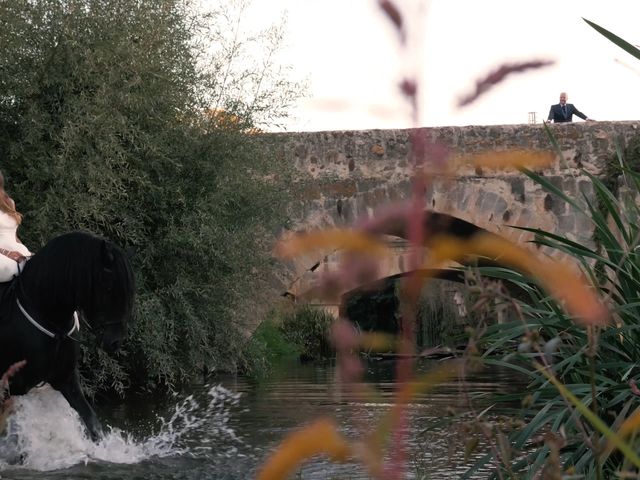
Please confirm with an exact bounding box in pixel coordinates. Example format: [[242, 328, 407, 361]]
[[17, 298, 80, 339], [83, 316, 126, 341], [15, 296, 81, 387]]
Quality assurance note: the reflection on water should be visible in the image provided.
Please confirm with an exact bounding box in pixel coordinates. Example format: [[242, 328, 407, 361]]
[[228, 360, 522, 479], [0, 359, 524, 479]]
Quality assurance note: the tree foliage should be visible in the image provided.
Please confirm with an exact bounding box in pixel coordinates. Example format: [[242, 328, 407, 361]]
[[0, 0, 301, 395]]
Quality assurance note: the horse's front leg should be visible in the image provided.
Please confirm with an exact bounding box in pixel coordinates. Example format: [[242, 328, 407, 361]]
[[50, 368, 102, 442]]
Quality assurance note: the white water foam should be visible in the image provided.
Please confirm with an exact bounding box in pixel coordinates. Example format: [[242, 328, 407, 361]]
[[0, 383, 241, 471]]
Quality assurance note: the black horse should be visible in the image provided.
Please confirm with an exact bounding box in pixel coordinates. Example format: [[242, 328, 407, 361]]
[[0, 231, 134, 441]]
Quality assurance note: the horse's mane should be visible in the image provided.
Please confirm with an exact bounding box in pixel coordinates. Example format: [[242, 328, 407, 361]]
[[21, 231, 134, 316]]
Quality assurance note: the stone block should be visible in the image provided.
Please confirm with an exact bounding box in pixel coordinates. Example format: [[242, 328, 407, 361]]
[[343, 139, 355, 157], [371, 144, 385, 156], [321, 179, 358, 198], [333, 198, 355, 225], [392, 179, 412, 198], [453, 186, 466, 210], [388, 138, 409, 157], [294, 143, 308, 159], [326, 149, 340, 164], [388, 185, 406, 202], [510, 178, 526, 202], [516, 208, 533, 227], [546, 175, 564, 190], [552, 195, 567, 216], [372, 187, 388, 204], [493, 197, 508, 216], [578, 179, 595, 199], [543, 193, 554, 212], [356, 178, 381, 193], [562, 178, 577, 198], [575, 212, 594, 239], [479, 191, 500, 215], [354, 194, 368, 218], [459, 191, 470, 211], [557, 214, 575, 234]]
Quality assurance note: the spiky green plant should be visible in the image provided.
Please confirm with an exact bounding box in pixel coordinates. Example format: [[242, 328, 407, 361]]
[[464, 144, 640, 480]]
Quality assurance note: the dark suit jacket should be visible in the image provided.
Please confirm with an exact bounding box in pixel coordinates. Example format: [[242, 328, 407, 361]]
[[547, 103, 587, 123]]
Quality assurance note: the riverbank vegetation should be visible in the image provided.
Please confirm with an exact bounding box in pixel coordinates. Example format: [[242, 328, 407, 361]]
[[0, 0, 304, 396], [243, 304, 334, 379]]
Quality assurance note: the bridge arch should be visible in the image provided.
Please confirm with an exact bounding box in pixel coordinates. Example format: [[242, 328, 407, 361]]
[[280, 210, 528, 314], [339, 270, 470, 347]]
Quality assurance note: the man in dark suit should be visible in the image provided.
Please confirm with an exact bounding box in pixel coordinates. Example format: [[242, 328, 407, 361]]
[[547, 92, 592, 123]]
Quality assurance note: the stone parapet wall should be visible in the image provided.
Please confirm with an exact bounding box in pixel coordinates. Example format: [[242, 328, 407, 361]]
[[262, 121, 640, 296], [271, 121, 639, 178]]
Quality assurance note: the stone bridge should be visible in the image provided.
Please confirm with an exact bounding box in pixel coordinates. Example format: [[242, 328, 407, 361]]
[[264, 121, 640, 311]]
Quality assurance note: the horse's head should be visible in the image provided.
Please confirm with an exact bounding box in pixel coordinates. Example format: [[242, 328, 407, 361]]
[[20, 232, 135, 354], [82, 239, 135, 354]]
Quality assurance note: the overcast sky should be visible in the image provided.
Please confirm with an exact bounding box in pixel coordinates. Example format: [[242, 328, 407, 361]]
[[211, 0, 640, 132]]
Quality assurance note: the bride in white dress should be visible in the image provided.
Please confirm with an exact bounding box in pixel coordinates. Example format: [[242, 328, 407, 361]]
[[0, 173, 31, 282]]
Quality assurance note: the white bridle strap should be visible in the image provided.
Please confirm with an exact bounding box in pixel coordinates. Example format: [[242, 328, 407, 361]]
[[17, 298, 80, 338]]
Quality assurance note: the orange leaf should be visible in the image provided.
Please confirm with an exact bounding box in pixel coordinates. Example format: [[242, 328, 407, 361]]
[[275, 229, 389, 258], [464, 149, 555, 171], [257, 418, 351, 480], [359, 332, 397, 352], [426, 233, 609, 326], [602, 406, 640, 462], [616, 407, 640, 441], [458, 60, 554, 107]]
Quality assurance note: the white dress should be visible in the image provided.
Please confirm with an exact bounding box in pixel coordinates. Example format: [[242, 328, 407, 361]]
[[0, 211, 31, 282]]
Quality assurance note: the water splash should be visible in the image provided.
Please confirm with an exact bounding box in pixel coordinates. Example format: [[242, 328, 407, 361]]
[[0, 383, 241, 471]]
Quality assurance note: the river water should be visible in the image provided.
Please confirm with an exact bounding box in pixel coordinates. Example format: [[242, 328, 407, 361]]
[[0, 359, 523, 479]]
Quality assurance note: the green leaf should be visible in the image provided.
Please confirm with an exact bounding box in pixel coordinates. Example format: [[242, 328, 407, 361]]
[[537, 362, 640, 468], [520, 168, 586, 212], [512, 402, 553, 448], [583, 18, 640, 61]]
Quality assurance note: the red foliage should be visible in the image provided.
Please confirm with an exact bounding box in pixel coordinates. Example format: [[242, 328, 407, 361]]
[[458, 60, 554, 107], [378, 0, 405, 42], [630, 379, 640, 397]]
